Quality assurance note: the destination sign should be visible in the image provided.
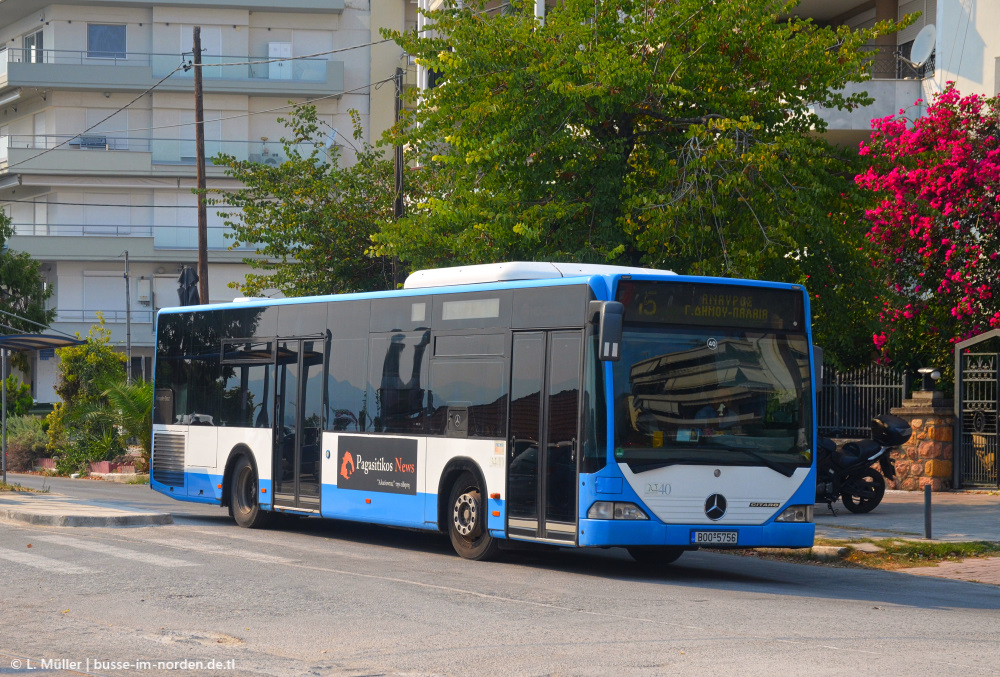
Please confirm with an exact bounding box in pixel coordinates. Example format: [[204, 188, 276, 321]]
[[616, 281, 805, 331]]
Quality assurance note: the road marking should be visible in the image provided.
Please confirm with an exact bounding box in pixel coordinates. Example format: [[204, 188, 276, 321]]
[[141, 538, 299, 564], [0, 548, 93, 574], [33, 535, 198, 568]]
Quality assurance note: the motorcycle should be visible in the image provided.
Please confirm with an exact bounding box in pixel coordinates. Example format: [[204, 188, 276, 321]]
[[816, 413, 912, 514]]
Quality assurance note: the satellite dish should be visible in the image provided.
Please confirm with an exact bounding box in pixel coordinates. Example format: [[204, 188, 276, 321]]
[[909, 24, 936, 67]]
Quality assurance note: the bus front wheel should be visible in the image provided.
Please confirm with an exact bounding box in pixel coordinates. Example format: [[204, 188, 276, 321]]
[[231, 456, 271, 529], [448, 471, 499, 561]]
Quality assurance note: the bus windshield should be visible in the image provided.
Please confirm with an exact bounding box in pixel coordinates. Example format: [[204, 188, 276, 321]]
[[612, 325, 813, 475]]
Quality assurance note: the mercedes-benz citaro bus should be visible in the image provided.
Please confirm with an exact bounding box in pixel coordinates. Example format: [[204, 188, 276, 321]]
[[151, 262, 817, 564]]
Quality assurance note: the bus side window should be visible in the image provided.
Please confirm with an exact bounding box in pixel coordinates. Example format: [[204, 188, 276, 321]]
[[427, 359, 507, 438], [219, 362, 273, 428], [326, 338, 368, 432], [368, 331, 431, 434]]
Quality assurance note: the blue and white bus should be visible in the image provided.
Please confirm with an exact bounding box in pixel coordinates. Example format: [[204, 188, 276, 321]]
[[151, 262, 817, 563]]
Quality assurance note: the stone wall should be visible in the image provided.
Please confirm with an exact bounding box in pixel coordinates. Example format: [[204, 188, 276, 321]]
[[889, 392, 955, 491]]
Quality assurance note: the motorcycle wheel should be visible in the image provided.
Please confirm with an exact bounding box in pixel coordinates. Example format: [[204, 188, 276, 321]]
[[841, 468, 886, 514]]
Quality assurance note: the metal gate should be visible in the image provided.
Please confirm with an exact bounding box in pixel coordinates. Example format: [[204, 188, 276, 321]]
[[955, 330, 1000, 488], [818, 364, 908, 438]]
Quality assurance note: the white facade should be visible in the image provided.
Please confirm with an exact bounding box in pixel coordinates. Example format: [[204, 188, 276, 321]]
[[800, 0, 1000, 147], [0, 0, 406, 403]]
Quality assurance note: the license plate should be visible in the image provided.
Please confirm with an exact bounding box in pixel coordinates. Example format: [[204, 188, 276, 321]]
[[691, 531, 738, 545]]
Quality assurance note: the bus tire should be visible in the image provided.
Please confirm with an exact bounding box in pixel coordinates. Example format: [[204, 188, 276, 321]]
[[448, 471, 499, 561], [231, 455, 271, 529], [627, 546, 685, 567]]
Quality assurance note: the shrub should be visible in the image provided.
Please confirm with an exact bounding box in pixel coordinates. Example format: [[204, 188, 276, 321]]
[[54, 425, 123, 476], [5, 415, 47, 472]]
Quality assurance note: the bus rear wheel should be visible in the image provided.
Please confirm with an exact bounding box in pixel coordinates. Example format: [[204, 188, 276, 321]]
[[231, 456, 271, 529], [448, 471, 499, 561]]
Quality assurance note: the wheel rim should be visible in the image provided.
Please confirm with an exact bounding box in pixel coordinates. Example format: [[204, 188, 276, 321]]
[[845, 470, 883, 506], [453, 489, 480, 539], [235, 465, 257, 515]]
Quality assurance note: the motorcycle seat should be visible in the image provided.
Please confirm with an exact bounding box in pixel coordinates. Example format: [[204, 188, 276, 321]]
[[834, 439, 882, 468]]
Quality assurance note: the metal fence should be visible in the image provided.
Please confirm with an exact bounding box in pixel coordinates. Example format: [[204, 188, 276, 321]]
[[818, 364, 909, 438]]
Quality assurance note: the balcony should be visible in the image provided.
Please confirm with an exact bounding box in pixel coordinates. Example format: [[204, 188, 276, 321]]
[[0, 134, 315, 172], [0, 48, 344, 98], [861, 45, 936, 81], [811, 46, 936, 146]]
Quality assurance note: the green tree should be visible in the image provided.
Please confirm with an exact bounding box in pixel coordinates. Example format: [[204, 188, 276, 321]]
[[45, 319, 127, 471], [211, 106, 407, 297], [0, 216, 54, 331], [379, 0, 907, 368], [0, 213, 56, 374], [3, 374, 33, 417]]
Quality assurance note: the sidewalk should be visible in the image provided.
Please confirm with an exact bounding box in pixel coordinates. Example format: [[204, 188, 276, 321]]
[[814, 489, 1000, 542], [0, 491, 172, 527], [814, 489, 1000, 586]]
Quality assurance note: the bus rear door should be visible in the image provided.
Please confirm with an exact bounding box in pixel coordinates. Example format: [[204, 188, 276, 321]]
[[272, 338, 324, 511]]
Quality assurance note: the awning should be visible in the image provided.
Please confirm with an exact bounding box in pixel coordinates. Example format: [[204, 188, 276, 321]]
[[0, 334, 86, 351]]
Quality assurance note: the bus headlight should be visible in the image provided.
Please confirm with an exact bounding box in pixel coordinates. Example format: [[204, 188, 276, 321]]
[[774, 505, 814, 523], [587, 501, 649, 520]]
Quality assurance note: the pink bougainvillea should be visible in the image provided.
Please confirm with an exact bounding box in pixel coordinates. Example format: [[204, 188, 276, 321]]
[[856, 84, 1000, 370]]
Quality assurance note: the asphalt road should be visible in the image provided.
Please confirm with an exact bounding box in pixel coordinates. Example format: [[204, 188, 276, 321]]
[[1, 475, 999, 676]]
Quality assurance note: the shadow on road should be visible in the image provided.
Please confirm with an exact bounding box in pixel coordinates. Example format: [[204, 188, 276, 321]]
[[235, 513, 1000, 611]]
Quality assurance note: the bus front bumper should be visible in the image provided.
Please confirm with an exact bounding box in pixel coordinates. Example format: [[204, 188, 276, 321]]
[[577, 518, 814, 549]]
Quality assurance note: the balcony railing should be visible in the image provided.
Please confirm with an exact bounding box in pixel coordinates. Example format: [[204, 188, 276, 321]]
[[0, 47, 330, 82], [13, 224, 154, 237], [54, 309, 154, 324], [11, 223, 254, 250], [0, 134, 314, 166], [860, 45, 935, 80]]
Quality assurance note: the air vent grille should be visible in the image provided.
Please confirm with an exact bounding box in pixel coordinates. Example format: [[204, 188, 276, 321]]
[[152, 432, 185, 487]]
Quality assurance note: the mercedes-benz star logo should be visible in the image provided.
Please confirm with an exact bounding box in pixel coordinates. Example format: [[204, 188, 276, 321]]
[[705, 494, 727, 521]]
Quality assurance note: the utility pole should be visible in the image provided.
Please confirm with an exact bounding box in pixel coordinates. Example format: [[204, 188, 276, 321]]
[[2, 348, 6, 485], [124, 250, 132, 383], [393, 66, 405, 287], [193, 26, 209, 306]]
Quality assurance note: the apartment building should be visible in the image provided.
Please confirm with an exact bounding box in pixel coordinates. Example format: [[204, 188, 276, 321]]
[[0, 0, 416, 403], [798, 0, 998, 148]]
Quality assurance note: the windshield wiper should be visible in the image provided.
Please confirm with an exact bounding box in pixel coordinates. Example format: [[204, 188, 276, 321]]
[[725, 446, 797, 477]]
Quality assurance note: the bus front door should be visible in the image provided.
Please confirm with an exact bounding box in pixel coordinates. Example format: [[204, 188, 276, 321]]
[[507, 331, 581, 543], [273, 339, 323, 511]]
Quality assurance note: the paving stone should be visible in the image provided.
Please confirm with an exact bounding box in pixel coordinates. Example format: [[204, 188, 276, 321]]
[[896, 558, 1000, 586], [849, 542, 884, 553]]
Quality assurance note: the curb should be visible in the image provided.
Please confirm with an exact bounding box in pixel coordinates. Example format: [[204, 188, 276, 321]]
[[811, 545, 850, 560], [0, 508, 173, 528]]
